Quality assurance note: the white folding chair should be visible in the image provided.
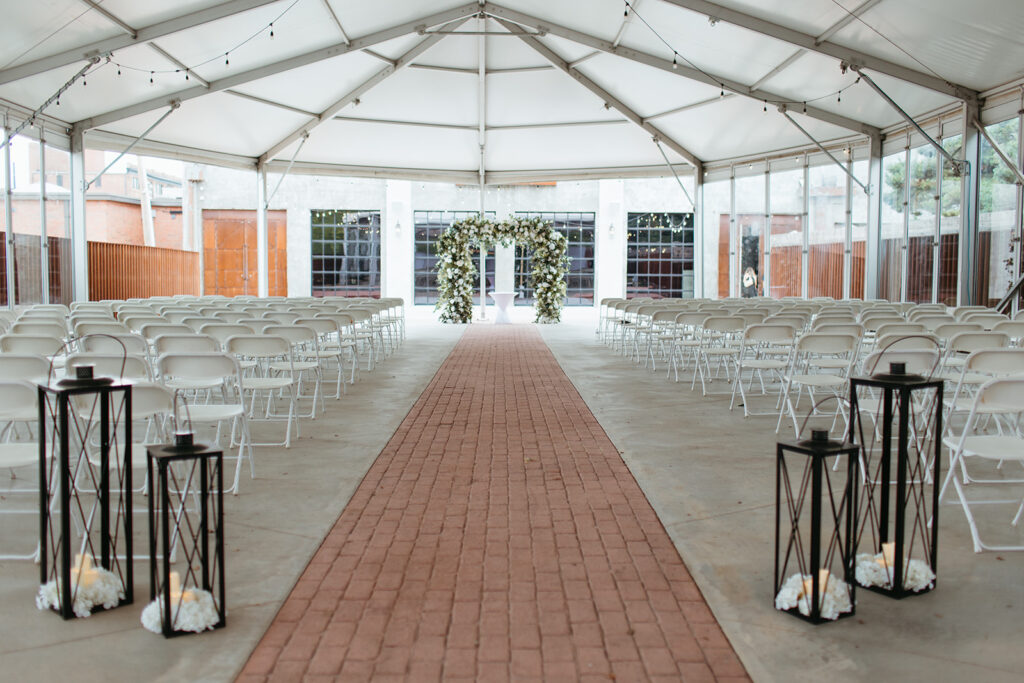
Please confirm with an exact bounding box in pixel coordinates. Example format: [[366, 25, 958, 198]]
[[157, 353, 253, 495], [943, 377, 1024, 552], [777, 332, 859, 435], [730, 323, 796, 417], [225, 335, 298, 448]]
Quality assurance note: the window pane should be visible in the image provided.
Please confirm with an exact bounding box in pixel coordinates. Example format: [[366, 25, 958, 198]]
[[625, 212, 694, 299], [807, 162, 846, 299], [513, 211, 595, 306], [880, 152, 906, 300], [735, 174, 765, 297], [978, 119, 1019, 306], [938, 135, 962, 306], [769, 166, 804, 298], [412, 210, 495, 305], [907, 145, 937, 303], [310, 210, 382, 297]]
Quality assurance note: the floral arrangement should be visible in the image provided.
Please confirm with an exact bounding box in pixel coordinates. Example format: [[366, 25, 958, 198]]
[[775, 572, 853, 621], [36, 555, 124, 618], [141, 588, 220, 634], [855, 552, 935, 592], [435, 215, 570, 324]]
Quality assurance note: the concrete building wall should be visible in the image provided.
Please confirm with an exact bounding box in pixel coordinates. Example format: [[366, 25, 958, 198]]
[[195, 166, 695, 303]]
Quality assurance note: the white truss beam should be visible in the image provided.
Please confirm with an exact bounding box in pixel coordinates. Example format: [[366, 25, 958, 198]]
[[72, 3, 481, 132], [483, 3, 881, 136], [497, 18, 702, 168], [0, 0, 281, 86], [657, 0, 978, 101]]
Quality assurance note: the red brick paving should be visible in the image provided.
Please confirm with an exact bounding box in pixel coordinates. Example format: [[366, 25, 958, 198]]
[[239, 325, 749, 682]]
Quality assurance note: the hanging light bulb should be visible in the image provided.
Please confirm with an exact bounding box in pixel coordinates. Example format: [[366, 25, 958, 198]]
[[763, 100, 767, 112], [624, 1, 629, 17], [185, 72, 189, 81], [117, 66, 121, 76], [150, 71, 154, 85], [720, 85, 725, 97], [269, 23, 274, 39], [672, 53, 678, 69], [802, 101, 807, 113], [837, 91, 841, 103], [225, 53, 230, 67]]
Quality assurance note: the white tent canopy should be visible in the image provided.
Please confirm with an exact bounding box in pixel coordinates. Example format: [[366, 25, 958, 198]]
[[2, 0, 1022, 180]]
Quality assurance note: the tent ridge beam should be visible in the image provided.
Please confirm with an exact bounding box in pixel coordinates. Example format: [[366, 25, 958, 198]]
[[77, 0, 137, 38], [0, 0, 282, 86], [481, 2, 880, 136], [224, 89, 317, 117], [259, 16, 470, 163], [655, 0, 978, 102], [497, 18, 702, 168]]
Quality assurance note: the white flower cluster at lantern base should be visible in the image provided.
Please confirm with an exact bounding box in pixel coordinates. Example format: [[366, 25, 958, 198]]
[[36, 555, 125, 619], [854, 553, 936, 593], [435, 215, 570, 324], [141, 589, 221, 634], [775, 573, 853, 621]]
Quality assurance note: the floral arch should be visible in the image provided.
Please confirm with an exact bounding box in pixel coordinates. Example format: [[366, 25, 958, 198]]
[[435, 215, 570, 324]]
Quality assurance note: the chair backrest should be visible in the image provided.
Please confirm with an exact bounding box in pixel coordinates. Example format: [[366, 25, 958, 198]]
[[795, 332, 859, 355], [262, 311, 301, 324], [10, 321, 66, 338], [963, 348, 1024, 376], [674, 312, 710, 328], [701, 316, 746, 334], [874, 333, 940, 353], [962, 312, 1009, 330], [121, 315, 165, 333], [764, 315, 807, 330], [812, 314, 857, 329], [79, 333, 148, 356], [213, 311, 251, 324], [225, 333, 292, 360], [139, 323, 195, 341], [965, 376, 1024, 417], [0, 334, 64, 356], [874, 322, 926, 339], [991, 320, 1024, 343], [154, 334, 220, 355], [947, 331, 1010, 354], [0, 380, 39, 420], [953, 305, 991, 320], [933, 322, 984, 341], [859, 314, 904, 332], [181, 316, 216, 332], [911, 315, 956, 331], [861, 349, 940, 376], [198, 323, 254, 347], [0, 354, 50, 382], [158, 352, 241, 385], [263, 324, 318, 346], [814, 323, 864, 338], [130, 381, 175, 421], [74, 322, 130, 337], [743, 323, 796, 345], [66, 352, 151, 380]]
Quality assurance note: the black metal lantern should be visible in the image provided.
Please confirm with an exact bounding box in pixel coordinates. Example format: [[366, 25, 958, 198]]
[[37, 365, 133, 619], [145, 431, 225, 637], [775, 429, 859, 623], [849, 362, 942, 598]]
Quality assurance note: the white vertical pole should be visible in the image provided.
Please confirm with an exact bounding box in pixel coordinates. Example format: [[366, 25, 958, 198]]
[[3, 115, 15, 306], [843, 153, 853, 300], [801, 154, 809, 298], [256, 163, 269, 298], [729, 168, 737, 298], [864, 134, 883, 300], [932, 126, 943, 304], [901, 141, 910, 301], [763, 163, 771, 297], [69, 127, 89, 302], [477, 15, 487, 320], [38, 128, 49, 304]]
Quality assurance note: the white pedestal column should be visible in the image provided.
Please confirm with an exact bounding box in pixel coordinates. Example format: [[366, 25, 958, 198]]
[[495, 242, 515, 293]]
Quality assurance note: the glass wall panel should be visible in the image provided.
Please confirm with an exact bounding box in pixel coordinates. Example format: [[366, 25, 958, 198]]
[[513, 211, 595, 306], [311, 210, 381, 297], [735, 174, 766, 297], [938, 135, 962, 306], [880, 151, 907, 300], [807, 162, 846, 299], [703, 179, 731, 298], [978, 119, 1019, 306], [413, 210, 494, 305], [850, 158, 869, 299], [906, 145, 937, 302], [769, 166, 804, 298], [625, 212, 695, 299]]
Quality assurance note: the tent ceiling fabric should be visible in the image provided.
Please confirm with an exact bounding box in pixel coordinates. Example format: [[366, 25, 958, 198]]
[[1, 0, 1022, 180]]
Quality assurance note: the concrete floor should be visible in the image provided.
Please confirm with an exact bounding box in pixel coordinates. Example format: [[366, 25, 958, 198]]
[[539, 309, 1024, 683], [1, 305, 1022, 682]]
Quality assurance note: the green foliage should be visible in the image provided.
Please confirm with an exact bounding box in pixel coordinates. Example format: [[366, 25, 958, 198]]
[[434, 216, 570, 324]]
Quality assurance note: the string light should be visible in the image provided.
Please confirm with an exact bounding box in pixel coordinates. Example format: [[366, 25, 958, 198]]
[[225, 53, 229, 67], [270, 23, 274, 39], [720, 85, 724, 97], [672, 53, 677, 69], [763, 100, 767, 112]]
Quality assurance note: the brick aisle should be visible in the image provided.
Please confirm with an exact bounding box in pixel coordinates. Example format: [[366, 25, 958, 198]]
[[239, 325, 749, 682]]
